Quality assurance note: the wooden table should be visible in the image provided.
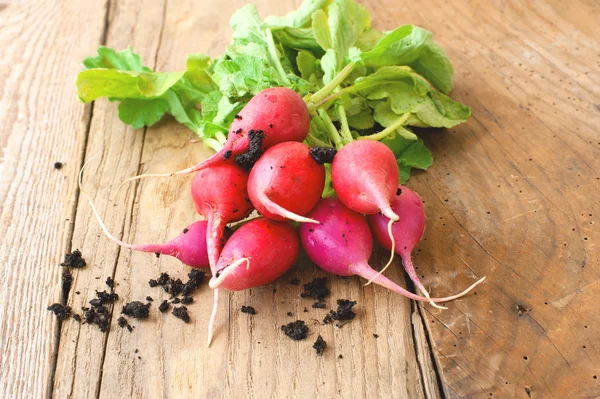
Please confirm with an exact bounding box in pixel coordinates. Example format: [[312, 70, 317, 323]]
[[1, 0, 598, 397]]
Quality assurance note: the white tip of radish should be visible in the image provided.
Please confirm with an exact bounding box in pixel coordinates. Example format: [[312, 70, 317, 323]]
[[207, 288, 219, 347], [209, 258, 250, 289], [365, 218, 396, 285], [259, 194, 321, 224]]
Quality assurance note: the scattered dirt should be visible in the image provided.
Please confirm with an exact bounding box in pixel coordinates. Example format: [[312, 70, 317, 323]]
[[301, 277, 330, 301], [313, 335, 326, 355], [172, 306, 190, 323], [310, 147, 337, 164], [61, 249, 86, 268], [121, 301, 150, 319], [158, 300, 170, 313], [281, 320, 308, 340], [241, 305, 256, 315], [235, 130, 265, 170], [47, 303, 71, 321]]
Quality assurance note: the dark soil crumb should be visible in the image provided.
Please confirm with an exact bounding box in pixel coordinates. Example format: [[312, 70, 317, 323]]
[[84, 306, 110, 332], [330, 299, 357, 321], [396, 187, 402, 196], [148, 270, 205, 298], [146, 296, 153, 302], [241, 305, 256, 315], [313, 335, 326, 355], [181, 296, 193, 304], [303, 307, 309, 313], [310, 147, 337, 164], [172, 306, 190, 323], [234, 130, 265, 170], [338, 354, 343, 359], [122, 301, 150, 319], [171, 297, 181, 304], [287, 311, 293, 316], [93, 290, 119, 306], [117, 316, 133, 332], [75, 291, 80, 295], [312, 302, 326, 309], [61, 249, 86, 268], [182, 269, 205, 296], [223, 150, 233, 160], [54, 162, 64, 170], [515, 304, 530, 317], [158, 300, 170, 313], [234, 114, 242, 120], [135, 349, 139, 353], [301, 278, 330, 301], [281, 320, 309, 340], [289, 278, 300, 286], [73, 314, 82, 322], [373, 333, 379, 338], [47, 303, 71, 321], [105, 277, 115, 289], [323, 314, 332, 324]]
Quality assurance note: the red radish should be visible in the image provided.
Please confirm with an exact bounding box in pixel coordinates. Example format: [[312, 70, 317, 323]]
[[190, 163, 253, 345], [331, 140, 401, 271], [299, 198, 484, 307], [248, 142, 325, 223], [191, 163, 254, 269], [78, 155, 213, 268], [207, 218, 299, 345], [120, 87, 310, 185], [208, 218, 299, 291]]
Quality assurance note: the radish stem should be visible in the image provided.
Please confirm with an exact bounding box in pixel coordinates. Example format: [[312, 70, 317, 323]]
[[358, 113, 413, 141]]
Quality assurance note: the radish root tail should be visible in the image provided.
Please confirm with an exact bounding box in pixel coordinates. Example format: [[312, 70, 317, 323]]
[[207, 288, 219, 347], [365, 216, 397, 286], [260, 194, 320, 224]]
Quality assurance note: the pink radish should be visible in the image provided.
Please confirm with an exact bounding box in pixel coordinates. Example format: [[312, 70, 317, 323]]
[[248, 142, 325, 223], [299, 198, 484, 307], [368, 185, 481, 307], [120, 87, 310, 185], [79, 155, 213, 269], [207, 218, 299, 345], [190, 163, 253, 345], [331, 140, 400, 270]]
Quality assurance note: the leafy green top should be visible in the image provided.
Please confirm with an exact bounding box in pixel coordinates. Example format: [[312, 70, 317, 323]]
[[76, 0, 470, 183]]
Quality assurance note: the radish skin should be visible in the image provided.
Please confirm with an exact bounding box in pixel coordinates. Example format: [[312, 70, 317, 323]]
[[299, 198, 484, 306], [248, 142, 324, 223], [119, 87, 310, 185]]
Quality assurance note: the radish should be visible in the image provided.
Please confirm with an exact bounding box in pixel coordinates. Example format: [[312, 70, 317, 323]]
[[120, 87, 310, 185], [299, 198, 484, 307], [208, 218, 299, 291], [331, 140, 400, 271], [247, 142, 325, 224], [190, 163, 253, 344], [368, 185, 482, 307], [207, 218, 299, 345]]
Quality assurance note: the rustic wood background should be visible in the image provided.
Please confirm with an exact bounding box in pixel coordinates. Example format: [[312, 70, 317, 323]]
[[1, 0, 598, 398]]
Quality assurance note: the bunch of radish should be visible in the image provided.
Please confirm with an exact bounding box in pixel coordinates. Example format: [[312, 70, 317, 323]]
[[82, 87, 485, 345]]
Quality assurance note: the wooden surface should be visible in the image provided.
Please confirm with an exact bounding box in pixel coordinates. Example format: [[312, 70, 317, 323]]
[[0, 0, 598, 398]]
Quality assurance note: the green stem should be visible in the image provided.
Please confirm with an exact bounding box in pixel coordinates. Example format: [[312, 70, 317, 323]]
[[318, 109, 343, 150], [310, 63, 356, 105], [337, 105, 353, 144], [204, 138, 224, 153], [307, 132, 331, 147], [266, 28, 290, 85], [357, 112, 413, 141]]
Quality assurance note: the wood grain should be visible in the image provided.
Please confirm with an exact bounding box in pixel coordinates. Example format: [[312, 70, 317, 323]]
[[0, 0, 598, 398], [0, 1, 108, 398]]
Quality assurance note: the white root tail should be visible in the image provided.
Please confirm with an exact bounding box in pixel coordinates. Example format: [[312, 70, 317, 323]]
[[259, 193, 320, 224], [209, 258, 251, 289]]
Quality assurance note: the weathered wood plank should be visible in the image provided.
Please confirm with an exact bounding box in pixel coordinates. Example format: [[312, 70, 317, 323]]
[[371, 0, 600, 397], [0, 1, 108, 398]]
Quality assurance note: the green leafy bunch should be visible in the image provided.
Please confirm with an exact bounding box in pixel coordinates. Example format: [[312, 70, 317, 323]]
[[76, 0, 470, 183]]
